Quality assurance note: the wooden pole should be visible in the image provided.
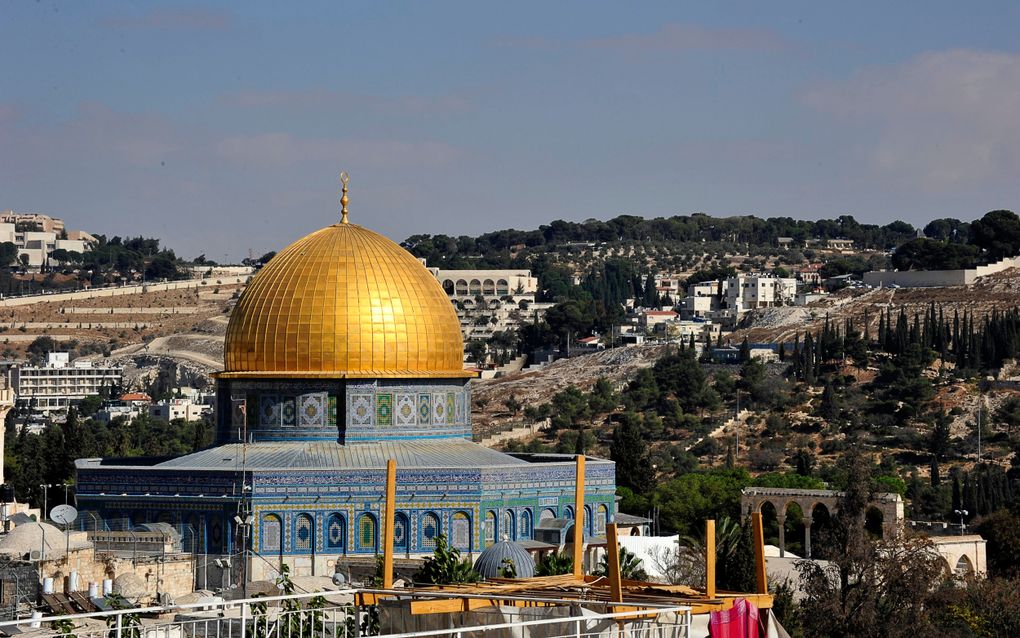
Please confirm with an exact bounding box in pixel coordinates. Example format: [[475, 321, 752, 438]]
[[572, 454, 586, 578], [705, 519, 716, 599], [382, 459, 396, 589], [606, 523, 623, 603], [751, 511, 767, 594]]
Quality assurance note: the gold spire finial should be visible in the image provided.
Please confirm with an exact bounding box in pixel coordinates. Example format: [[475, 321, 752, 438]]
[[339, 171, 350, 224]]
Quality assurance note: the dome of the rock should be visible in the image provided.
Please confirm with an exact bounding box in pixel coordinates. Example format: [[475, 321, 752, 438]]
[[222, 221, 468, 379]]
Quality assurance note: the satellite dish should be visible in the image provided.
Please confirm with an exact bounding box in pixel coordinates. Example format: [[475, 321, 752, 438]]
[[50, 504, 78, 526]]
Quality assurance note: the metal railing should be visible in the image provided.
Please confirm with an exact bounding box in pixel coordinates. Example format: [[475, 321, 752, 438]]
[[0, 589, 692, 638]]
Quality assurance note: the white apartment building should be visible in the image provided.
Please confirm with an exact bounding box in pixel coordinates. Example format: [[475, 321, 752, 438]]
[[150, 398, 212, 422], [723, 274, 797, 313], [682, 275, 797, 322], [13, 352, 123, 413], [0, 211, 95, 269], [682, 281, 722, 318]]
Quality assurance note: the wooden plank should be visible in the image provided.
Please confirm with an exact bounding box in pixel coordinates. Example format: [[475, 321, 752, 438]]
[[572, 455, 585, 577], [382, 459, 397, 590], [751, 512, 767, 595], [705, 519, 716, 600], [606, 523, 623, 603]]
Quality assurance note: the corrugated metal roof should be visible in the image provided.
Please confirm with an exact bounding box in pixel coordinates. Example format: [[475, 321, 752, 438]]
[[150, 440, 530, 471]]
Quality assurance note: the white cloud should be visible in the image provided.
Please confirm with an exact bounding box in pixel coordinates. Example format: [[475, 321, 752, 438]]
[[804, 49, 1020, 191]]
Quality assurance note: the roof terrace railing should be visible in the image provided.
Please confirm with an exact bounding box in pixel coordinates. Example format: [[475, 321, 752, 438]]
[[0, 588, 692, 638]]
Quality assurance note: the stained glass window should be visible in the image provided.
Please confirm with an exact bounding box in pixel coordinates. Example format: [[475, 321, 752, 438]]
[[484, 511, 496, 547], [421, 513, 440, 549], [519, 510, 532, 540], [501, 511, 514, 541], [295, 513, 314, 552], [452, 512, 471, 550], [358, 514, 377, 551], [326, 514, 345, 550], [596, 505, 608, 534], [263, 515, 282, 552]]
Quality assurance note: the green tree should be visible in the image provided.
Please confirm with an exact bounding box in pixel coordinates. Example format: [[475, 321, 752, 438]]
[[535, 552, 573, 576], [610, 412, 653, 493], [415, 534, 479, 585], [594, 546, 648, 581]]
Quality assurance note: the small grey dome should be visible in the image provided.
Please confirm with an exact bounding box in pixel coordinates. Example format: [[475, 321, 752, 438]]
[[474, 540, 535, 579]]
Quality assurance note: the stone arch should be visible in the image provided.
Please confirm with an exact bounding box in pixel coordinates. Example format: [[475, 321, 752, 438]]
[[482, 279, 496, 295], [496, 279, 509, 295], [443, 280, 455, 295], [954, 554, 974, 577], [808, 503, 833, 559], [469, 279, 482, 295], [759, 501, 781, 549], [420, 511, 441, 550], [564, 505, 575, 520], [540, 508, 556, 522], [782, 502, 806, 557], [455, 279, 468, 295], [865, 506, 884, 539]]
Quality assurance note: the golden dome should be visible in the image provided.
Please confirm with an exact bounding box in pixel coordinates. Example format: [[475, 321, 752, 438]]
[[220, 221, 469, 379]]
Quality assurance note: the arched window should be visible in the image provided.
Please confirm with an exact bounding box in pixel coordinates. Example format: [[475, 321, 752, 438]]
[[357, 514, 378, 552], [393, 512, 409, 553], [540, 508, 556, 523], [469, 279, 482, 295], [421, 512, 441, 550], [596, 505, 608, 534], [455, 279, 468, 295], [326, 513, 346, 552], [262, 514, 282, 553], [496, 279, 509, 295], [584, 505, 594, 536], [443, 280, 455, 295], [484, 510, 497, 547], [519, 510, 533, 540], [502, 511, 515, 541], [294, 513, 315, 553], [451, 512, 471, 551], [482, 279, 496, 295], [563, 505, 574, 520]]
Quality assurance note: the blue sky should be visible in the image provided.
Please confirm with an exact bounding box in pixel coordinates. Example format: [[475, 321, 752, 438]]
[[3, 2, 1020, 260]]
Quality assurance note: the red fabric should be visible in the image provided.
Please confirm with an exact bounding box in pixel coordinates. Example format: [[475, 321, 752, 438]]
[[709, 598, 760, 638]]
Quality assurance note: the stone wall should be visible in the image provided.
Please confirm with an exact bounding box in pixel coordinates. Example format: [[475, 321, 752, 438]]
[[864, 256, 1020, 288], [40, 550, 195, 600]]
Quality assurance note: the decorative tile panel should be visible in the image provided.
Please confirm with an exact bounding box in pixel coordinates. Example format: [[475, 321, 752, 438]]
[[417, 394, 431, 425], [281, 397, 296, 427], [299, 393, 327, 427], [395, 393, 416, 426], [260, 394, 281, 426], [376, 393, 393, 426], [350, 394, 374, 426], [432, 393, 447, 425]]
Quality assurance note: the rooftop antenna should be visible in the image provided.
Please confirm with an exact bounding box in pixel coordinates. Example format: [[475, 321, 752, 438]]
[[339, 171, 350, 224]]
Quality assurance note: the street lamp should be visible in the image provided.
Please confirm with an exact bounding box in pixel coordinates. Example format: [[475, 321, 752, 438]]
[[38, 484, 53, 520], [954, 509, 968, 535]]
